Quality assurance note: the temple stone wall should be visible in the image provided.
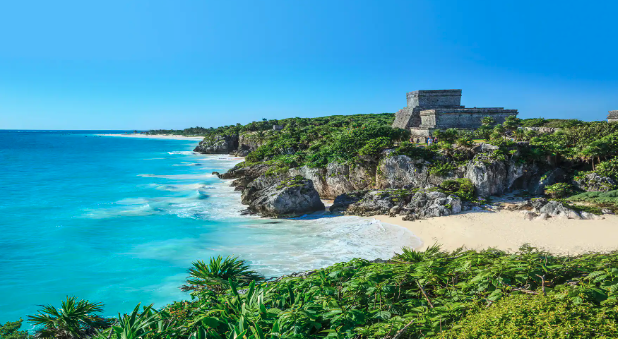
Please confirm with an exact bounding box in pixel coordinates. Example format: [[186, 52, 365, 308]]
[[421, 108, 518, 129], [407, 89, 463, 108], [393, 89, 519, 134], [609, 110, 618, 123]]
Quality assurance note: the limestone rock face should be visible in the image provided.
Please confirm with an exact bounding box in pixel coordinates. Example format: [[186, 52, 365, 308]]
[[464, 157, 508, 197], [245, 176, 325, 217], [402, 191, 461, 219], [289, 166, 328, 197], [194, 134, 239, 154], [573, 173, 616, 192], [330, 188, 461, 219], [529, 168, 566, 195], [329, 191, 368, 213], [234, 132, 267, 156], [376, 155, 456, 189]]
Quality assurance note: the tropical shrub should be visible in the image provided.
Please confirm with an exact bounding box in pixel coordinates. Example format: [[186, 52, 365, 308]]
[[440, 294, 618, 338], [390, 142, 435, 161], [520, 117, 549, 127], [596, 158, 618, 180], [28, 296, 109, 339], [544, 182, 572, 198], [358, 137, 393, 157], [186, 255, 264, 296], [429, 162, 456, 177], [439, 178, 475, 201], [0, 319, 32, 339]]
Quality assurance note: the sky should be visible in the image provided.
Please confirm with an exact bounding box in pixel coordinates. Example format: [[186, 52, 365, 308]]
[[0, 0, 617, 130]]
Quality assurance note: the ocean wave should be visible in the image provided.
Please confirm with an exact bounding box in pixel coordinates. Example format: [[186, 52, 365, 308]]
[[168, 151, 194, 155], [172, 163, 202, 166], [155, 183, 212, 192], [138, 173, 213, 180]]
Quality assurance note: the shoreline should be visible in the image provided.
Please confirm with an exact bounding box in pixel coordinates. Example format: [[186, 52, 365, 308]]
[[370, 211, 618, 255], [98, 133, 204, 140]]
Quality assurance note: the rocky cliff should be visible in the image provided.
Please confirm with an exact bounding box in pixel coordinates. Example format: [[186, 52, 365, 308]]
[[194, 134, 239, 154], [214, 143, 572, 218]]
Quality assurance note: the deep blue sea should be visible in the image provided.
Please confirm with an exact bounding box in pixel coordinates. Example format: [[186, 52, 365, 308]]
[[0, 130, 420, 325]]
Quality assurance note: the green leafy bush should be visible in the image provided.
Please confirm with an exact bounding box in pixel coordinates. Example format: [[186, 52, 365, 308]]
[[429, 162, 456, 177], [520, 117, 549, 127], [544, 182, 572, 198], [0, 319, 32, 339], [390, 141, 435, 160], [439, 178, 475, 201], [440, 294, 618, 338], [358, 137, 393, 157], [596, 158, 618, 180]]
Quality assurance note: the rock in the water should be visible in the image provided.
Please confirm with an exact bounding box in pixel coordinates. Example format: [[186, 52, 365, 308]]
[[246, 176, 325, 217]]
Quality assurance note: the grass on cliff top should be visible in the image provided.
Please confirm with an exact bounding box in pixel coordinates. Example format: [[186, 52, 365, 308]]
[[17, 245, 618, 339]]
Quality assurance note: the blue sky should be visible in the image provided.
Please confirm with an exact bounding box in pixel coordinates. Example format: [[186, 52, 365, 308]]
[[0, 0, 616, 130]]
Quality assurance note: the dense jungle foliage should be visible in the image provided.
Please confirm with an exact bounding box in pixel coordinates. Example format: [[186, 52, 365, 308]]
[[196, 114, 618, 209], [13, 246, 618, 338]]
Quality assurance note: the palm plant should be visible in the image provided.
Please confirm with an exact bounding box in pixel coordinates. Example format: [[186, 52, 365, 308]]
[[28, 296, 108, 339], [186, 255, 263, 295]]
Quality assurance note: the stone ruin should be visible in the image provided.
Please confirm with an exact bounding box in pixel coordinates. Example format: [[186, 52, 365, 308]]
[[609, 111, 618, 123], [392, 89, 518, 136]]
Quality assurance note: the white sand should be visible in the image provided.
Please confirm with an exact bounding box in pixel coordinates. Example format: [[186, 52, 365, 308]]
[[98, 134, 204, 140], [371, 211, 618, 255]]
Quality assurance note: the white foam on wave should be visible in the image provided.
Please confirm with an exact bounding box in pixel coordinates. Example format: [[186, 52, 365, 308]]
[[83, 204, 157, 219], [168, 151, 194, 155], [155, 183, 211, 192], [138, 173, 213, 180]]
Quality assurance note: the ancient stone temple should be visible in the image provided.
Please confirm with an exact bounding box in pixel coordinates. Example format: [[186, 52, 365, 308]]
[[609, 111, 618, 123], [392, 89, 518, 136]]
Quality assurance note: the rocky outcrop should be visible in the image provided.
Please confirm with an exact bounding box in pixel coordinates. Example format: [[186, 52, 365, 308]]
[[288, 162, 376, 199], [375, 152, 541, 198], [573, 173, 616, 192], [510, 198, 604, 220], [234, 132, 267, 157], [401, 191, 462, 220], [529, 168, 566, 195], [243, 176, 325, 217], [330, 188, 461, 220], [194, 134, 239, 154]]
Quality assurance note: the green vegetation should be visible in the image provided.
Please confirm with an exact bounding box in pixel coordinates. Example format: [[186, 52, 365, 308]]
[[568, 190, 618, 210], [27, 296, 110, 339], [18, 246, 618, 338], [544, 182, 573, 198], [439, 179, 474, 201], [0, 319, 32, 339], [440, 294, 618, 338], [596, 158, 618, 181], [185, 256, 264, 296]]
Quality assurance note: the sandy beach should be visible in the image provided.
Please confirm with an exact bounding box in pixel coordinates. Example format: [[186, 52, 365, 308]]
[[98, 133, 204, 141], [372, 211, 618, 255]]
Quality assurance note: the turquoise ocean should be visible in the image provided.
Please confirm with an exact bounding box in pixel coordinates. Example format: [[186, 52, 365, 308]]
[[0, 130, 420, 324]]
